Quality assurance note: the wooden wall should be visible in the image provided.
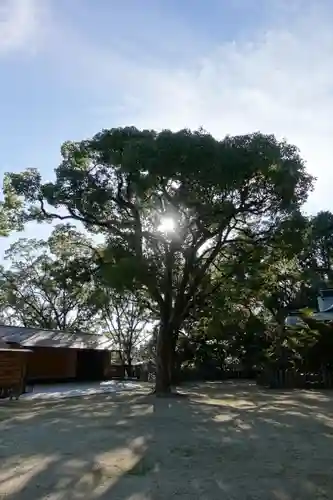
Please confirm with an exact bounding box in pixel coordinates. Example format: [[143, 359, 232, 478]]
[[26, 347, 77, 381], [3, 345, 118, 383], [0, 350, 29, 388]]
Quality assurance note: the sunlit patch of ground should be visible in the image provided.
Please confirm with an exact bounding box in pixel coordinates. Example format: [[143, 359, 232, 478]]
[[21, 380, 142, 400]]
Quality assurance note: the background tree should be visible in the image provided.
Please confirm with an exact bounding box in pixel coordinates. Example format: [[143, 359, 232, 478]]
[[299, 211, 333, 287], [3, 127, 314, 394], [93, 288, 153, 375], [0, 225, 97, 331], [0, 176, 24, 236], [177, 252, 270, 379]]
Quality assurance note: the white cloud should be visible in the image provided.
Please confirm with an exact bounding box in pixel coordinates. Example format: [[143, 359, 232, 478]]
[[73, 3, 333, 215], [106, 21, 333, 215], [2, 0, 333, 214], [0, 0, 47, 55]]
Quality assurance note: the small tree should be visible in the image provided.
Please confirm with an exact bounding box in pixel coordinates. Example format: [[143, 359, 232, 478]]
[[95, 289, 152, 375]]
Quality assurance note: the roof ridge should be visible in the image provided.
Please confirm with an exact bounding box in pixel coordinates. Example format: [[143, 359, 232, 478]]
[[0, 325, 115, 350], [0, 324, 102, 337]]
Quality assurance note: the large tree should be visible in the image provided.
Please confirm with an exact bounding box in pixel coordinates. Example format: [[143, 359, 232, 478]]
[[2, 127, 313, 394]]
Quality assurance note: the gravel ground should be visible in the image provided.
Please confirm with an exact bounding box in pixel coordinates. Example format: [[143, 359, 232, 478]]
[[0, 381, 332, 499]]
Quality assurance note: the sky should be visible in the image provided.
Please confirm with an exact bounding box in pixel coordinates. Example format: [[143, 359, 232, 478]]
[[1, 0, 333, 257]]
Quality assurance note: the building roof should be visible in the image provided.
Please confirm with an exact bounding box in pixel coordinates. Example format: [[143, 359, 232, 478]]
[[0, 348, 32, 353], [319, 288, 333, 297], [0, 325, 115, 351], [321, 303, 333, 313]]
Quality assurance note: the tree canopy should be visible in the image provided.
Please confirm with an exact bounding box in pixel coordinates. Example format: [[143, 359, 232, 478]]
[[1, 127, 316, 394]]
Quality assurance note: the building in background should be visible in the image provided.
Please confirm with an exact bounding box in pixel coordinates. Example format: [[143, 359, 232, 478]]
[[285, 289, 333, 327], [0, 325, 122, 383]]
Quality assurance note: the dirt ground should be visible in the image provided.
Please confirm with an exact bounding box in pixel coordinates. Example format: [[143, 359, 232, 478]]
[[0, 381, 333, 500]]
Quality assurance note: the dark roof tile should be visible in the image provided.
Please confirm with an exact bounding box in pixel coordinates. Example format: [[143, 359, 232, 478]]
[[0, 325, 114, 350]]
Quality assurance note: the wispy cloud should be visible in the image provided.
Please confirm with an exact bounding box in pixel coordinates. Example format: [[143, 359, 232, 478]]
[[0, 0, 47, 55], [2, 0, 333, 213]]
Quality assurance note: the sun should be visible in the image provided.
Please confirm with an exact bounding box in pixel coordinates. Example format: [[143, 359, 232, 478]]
[[158, 217, 176, 233]]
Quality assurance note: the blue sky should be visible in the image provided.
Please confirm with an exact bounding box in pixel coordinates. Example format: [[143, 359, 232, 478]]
[[1, 0, 333, 257]]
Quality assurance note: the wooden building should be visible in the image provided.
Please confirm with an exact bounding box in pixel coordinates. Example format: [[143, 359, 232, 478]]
[[0, 341, 31, 396], [0, 326, 121, 383]]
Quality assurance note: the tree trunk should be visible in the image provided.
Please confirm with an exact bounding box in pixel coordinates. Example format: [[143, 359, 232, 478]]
[[170, 332, 180, 385], [155, 322, 174, 395], [126, 356, 133, 378]]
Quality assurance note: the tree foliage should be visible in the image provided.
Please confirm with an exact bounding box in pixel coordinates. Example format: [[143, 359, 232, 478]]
[[2, 127, 315, 393], [0, 225, 97, 331], [92, 287, 153, 374]]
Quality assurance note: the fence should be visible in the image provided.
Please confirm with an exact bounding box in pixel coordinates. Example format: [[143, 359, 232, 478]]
[[176, 366, 257, 383], [257, 368, 333, 389]]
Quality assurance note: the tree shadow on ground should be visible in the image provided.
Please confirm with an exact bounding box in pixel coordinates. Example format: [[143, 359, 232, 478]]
[[0, 381, 333, 499]]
